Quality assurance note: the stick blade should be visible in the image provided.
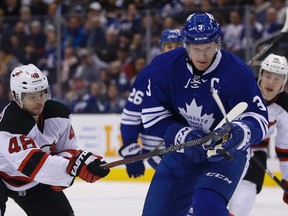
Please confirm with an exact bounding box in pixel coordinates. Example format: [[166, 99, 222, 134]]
[[280, 6, 288, 33], [215, 102, 248, 129]]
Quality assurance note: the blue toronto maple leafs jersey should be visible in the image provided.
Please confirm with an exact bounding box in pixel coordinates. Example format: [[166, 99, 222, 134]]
[[121, 66, 163, 151], [141, 47, 268, 143]]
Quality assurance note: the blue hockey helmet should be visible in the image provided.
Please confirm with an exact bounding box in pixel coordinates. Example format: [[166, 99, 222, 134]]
[[159, 29, 183, 47], [182, 13, 221, 44]]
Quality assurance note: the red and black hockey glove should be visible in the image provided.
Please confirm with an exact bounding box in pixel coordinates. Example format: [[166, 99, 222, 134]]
[[67, 150, 110, 183]]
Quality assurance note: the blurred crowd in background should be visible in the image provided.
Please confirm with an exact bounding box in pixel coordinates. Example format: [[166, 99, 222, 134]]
[[0, 0, 287, 113]]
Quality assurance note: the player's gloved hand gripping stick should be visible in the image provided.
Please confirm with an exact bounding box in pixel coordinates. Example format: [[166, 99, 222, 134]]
[[206, 88, 242, 160], [67, 150, 110, 182], [102, 92, 248, 169]]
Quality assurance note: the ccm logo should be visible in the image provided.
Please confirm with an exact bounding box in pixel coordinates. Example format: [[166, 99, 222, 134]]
[[206, 172, 233, 184]]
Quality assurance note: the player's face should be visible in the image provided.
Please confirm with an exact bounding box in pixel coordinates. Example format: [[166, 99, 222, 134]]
[[161, 42, 183, 53], [259, 71, 285, 101], [186, 42, 217, 71], [22, 90, 48, 116]]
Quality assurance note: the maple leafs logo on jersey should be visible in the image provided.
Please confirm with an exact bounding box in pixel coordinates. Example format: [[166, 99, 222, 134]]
[[178, 99, 214, 133]]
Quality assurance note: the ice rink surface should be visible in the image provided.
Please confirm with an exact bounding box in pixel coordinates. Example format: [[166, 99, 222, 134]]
[[5, 181, 288, 216]]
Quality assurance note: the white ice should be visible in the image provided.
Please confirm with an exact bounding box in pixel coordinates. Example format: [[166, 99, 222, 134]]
[[5, 181, 288, 216]]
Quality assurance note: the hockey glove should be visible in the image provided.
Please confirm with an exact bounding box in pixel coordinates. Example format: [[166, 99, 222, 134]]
[[282, 180, 288, 205], [67, 150, 110, 183], [119, 143, 145, 178], [164, 123, 207, 163], [208, 121, 251, 161]]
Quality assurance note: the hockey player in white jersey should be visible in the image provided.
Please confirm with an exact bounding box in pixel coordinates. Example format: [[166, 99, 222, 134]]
[[119, 29, 183, 178], [229, 54, 288, 216], [0, 64, 110, 215], [140, 12, 268, 216]]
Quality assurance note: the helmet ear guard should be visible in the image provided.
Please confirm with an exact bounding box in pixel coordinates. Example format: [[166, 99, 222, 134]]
[[10, 64, 50, 107], [258, 54, 288, 92]]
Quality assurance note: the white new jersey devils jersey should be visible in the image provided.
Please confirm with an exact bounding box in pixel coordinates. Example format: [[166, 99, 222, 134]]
[[252, 92, 288, 180], [0, 100, 77, 191]]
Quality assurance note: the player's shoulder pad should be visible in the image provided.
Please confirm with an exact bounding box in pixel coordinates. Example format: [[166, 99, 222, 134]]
[[43, 100, 71, 119], [0, 101, 36, 135], [275, 92, 288, 112]]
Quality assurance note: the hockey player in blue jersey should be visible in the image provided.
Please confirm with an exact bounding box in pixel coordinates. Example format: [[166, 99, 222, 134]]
[[140, 12, 268, 216], [119, 29, 183, 178]]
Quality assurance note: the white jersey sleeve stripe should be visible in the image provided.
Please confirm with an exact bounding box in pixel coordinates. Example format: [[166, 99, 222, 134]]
[[142, 106, 171, 123], [121, 113, 141, 122], [122, 108, 141, 117], [143, 113, 172, 128], [121, 119, 142, 125], [142, 106, 167, 113], [121, 108, 142, 125]]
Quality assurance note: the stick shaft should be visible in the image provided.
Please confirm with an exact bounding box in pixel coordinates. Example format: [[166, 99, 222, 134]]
[[102, 102, 247, 169], [252, 154, 288, 194], [248, 6, 288, 66], [211, 87, 232, 160], [102, 126, 228, 169]]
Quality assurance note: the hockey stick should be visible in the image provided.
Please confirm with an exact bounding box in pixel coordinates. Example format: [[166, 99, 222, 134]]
[[208, 88, 234, 160], [208, 88, 249, 160], [247, 6, 288, 66], [252, 154, 288, 195], [102, 125, 230, 169], [102, 102, 248, 169]]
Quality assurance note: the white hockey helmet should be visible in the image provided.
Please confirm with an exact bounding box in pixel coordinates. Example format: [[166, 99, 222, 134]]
[[258, 53, 288, 92], [10, 64, 49, 107]]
